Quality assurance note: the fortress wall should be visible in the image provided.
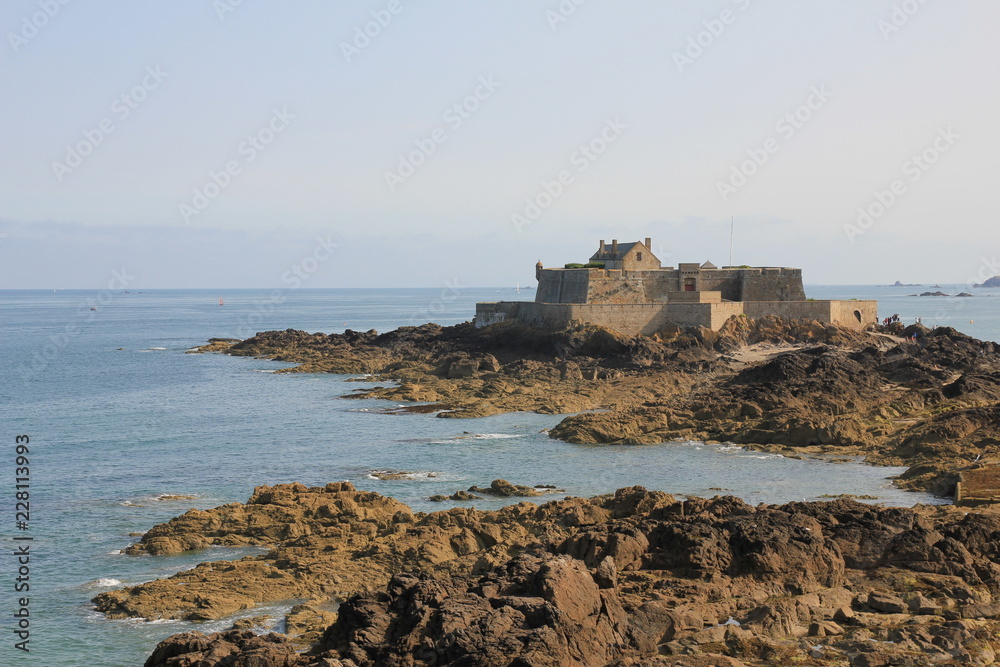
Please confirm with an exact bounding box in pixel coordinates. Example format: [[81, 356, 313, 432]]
[[641, 272, 681, 301], [477, 302, 670, 336], [743, 300, 834, 322], [709, 302, 746, 329], [478, 299, 878, 334], [829, 300, 879, 328], [474, 301, 521, 327], [564, 303, 673, 335], [742, 300, 877, 330], [739, 268, 807, 301], [538, 266, 808, 305], [535, 271, 562, 303], [586, 271, 648, 304], [695, 271, 746, 301], [535, 269, 591, 303]]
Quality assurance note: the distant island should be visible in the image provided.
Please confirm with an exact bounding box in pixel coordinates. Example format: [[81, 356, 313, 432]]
[[912, 291, 973, 297], [974, 276, 1000, 288], [892, 280, 922, 287]]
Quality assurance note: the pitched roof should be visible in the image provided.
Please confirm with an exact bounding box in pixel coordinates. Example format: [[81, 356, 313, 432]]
[[590, 241, 638, 261]]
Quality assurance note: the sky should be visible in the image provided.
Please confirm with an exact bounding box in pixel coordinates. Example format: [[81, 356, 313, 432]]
[[1, 0, 998, 289]]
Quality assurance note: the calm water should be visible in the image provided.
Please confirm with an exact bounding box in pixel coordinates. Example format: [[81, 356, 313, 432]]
[[1, 285, 996, 666]]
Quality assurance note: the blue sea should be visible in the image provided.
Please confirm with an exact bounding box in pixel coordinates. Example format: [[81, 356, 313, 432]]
[[1, 285, 998, 666]]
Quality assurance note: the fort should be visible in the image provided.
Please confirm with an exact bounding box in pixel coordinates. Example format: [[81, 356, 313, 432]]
[[476, 238, 877, 335]]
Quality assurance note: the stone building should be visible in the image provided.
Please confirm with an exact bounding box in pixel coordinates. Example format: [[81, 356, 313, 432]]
[[476, 238, 878, 335]]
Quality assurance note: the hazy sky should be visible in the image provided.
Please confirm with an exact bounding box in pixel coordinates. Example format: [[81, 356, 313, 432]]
[[2, 1, 998, 289]]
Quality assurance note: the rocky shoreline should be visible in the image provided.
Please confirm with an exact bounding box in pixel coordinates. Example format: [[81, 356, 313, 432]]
[[190, 317, 1000, 498], [117, 482, 1000, 666], [119, 317, 1000, 665]]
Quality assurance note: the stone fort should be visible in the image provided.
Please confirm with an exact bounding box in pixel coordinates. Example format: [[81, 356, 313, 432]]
[[475, 238, 877, 335]]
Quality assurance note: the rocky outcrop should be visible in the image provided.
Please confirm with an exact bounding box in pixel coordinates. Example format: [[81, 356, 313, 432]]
[[191, 319, 1000, 498], [139, 486, 1000, 666]]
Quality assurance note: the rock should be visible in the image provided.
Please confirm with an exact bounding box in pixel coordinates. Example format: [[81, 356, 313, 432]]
[[467, 479, 541, 497], [867, 591, 907, 614], [447, 359, 479, 378], [834, 605, 857, 623], [973, 276, 1000, 288], [479, 353, 501, 372], [133, 486, 1000, 666], [327, 553, 631, 667], [808, 620, 844, 636], [143, 630, 310, 667], [907, 592, 941, 615]]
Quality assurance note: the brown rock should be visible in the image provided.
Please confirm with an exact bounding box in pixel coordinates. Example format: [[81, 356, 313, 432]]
[[808, 620, 844, 636], [867, 591, 907, 614], [129, 486, 1000, 666]]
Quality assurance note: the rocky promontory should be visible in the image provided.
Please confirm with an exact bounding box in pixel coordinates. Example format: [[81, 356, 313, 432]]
[[191, 317, 1000, 499], [130, 483, 1000, 666]]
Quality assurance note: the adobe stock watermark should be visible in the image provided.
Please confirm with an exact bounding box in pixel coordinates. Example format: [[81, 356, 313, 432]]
[[51, 65, 168, 183], [546, 0, 588, 31], [179, 107, 294, 223], [843, 126, 958, 243], [213, 0, 247, 21], [715, 85, 832, 202], [878, 0, 931, 40], [673, 0, 753, 73], [233, 234, 338, 338], [340, 0, 404, 63], [7, 0, 72, 53], [511, 116, 627, 233], [384, 75, 500, 192], [15, 268, 135, 381], [408, 278, 465, 325]]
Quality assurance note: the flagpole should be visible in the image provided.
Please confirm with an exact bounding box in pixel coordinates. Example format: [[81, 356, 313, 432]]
[[729, 216, 734, 267]]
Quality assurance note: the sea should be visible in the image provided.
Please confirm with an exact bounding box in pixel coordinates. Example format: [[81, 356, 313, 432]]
[[1, 284, 998, 666]]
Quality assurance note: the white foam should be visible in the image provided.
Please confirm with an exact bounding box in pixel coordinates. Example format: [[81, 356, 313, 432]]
[[149, 347, 168, 350], [367, 470, 440, 481]]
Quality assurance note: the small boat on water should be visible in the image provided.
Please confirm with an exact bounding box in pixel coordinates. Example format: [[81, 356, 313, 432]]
[[219, 297, 224, 306]]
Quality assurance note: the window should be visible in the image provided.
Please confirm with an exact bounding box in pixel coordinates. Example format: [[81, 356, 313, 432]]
[[636, 252, 642, 262]]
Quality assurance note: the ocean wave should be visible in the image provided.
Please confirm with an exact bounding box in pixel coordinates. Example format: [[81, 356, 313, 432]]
[[367, 469, 439, 481], [84, 578, 122, 588], [426, 433, 525, 444], [148, 347, 168, 350], [121, 492, 198, 507]]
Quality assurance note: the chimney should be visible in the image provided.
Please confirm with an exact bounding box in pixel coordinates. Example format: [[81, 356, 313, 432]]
[[644, 237, 651, 249], [611, 239, 618, 256], [599, 239, 605, 255]]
